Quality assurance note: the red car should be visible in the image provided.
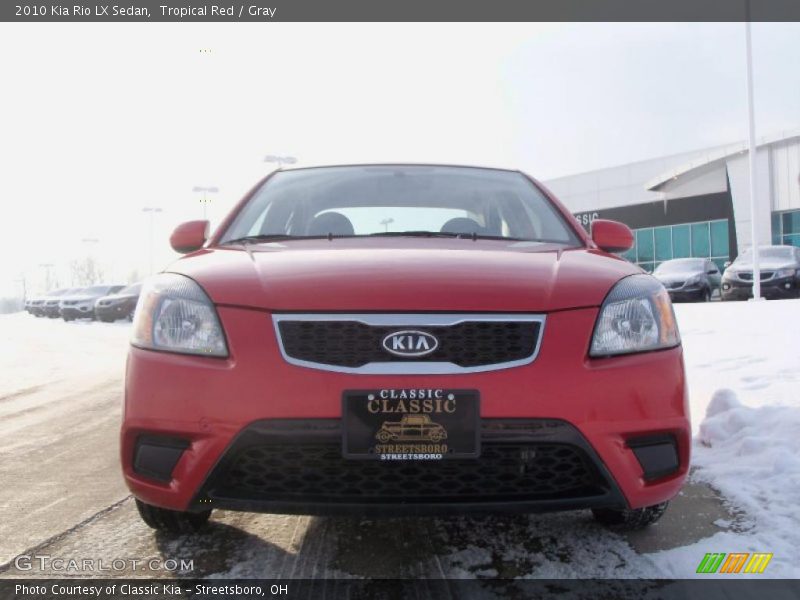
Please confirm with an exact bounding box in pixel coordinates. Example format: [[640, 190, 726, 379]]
[[123, 165, 689, 533]]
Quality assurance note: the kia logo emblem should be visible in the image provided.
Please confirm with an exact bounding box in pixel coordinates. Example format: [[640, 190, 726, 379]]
[[381, 330, 439, 358]]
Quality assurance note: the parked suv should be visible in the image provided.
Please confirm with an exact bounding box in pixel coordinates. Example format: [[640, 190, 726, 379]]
[[95, 283, 142, 322], [60, 284, 125, 321], [652, 258, 721, 302], [721, 245, 800, 301], [43, 288, 82, 318]]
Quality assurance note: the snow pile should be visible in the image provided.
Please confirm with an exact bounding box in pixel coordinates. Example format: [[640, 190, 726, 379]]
[[671, 389, 800, 577]]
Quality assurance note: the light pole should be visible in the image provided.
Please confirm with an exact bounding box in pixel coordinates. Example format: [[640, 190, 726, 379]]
[[81, 237, 100, 284], [264, 155, 297, 170], [39, 263, 55, 291], [380, 217, 394, 232], [744, 12, 762, 300], [142, 207, 163, 275], [192, 186, 219, 220]]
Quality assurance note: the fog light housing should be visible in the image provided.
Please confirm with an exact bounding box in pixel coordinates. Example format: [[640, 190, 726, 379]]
[[133, 435, 190, 482], [627, 434, 679, 481]]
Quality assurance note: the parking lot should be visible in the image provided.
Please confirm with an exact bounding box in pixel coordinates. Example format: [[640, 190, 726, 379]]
[[2, 297, 798, 580]]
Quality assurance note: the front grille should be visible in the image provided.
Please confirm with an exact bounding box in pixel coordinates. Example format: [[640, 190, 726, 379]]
[[666, 281, 684, 290], [276, 318, 541, 370], [738, 271, 773, 281], [213, 442, 603, 503], [62, 300, 77, 306]]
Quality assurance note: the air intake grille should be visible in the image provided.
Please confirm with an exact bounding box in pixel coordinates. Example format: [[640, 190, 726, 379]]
[[276, 319, 541, 369], [738, 271, 773, 281], [216, 443, 603, 503]]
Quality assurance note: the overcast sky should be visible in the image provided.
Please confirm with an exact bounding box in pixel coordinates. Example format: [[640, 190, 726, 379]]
[[1, 22, 798, 296]]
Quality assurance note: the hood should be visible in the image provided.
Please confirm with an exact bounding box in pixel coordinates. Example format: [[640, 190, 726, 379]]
[[167, 238, 640, 312], [653, 270, 701, 282], [728, 259, 795, 271]]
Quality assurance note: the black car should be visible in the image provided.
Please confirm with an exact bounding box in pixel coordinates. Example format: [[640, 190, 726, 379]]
[[60, 284, 126, 321], [43, 287, 82, 318], [27, 297, 46, 316], [652, 258, 721, 302], [95, 283, 142, 322], [721, 245, 800, 301]]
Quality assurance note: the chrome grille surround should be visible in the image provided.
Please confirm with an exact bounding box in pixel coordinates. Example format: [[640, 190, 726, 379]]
[[272, 313, 546, 375]]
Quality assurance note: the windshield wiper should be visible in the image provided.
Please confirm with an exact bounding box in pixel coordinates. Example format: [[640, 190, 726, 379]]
[[222, 234, 321, 245], [366, 231, 527, 242]]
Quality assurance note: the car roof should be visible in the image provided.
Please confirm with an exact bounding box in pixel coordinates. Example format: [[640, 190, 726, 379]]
[[274, 162, 523, 175]]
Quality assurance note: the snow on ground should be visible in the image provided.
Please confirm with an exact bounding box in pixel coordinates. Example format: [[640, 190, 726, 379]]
[[0, 312, 130, 399], [653, 300, 800, 578]]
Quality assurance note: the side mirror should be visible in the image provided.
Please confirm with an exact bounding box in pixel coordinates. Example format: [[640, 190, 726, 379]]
[[170, 220, 210, 254], [591, 219, 634, 253], [724, 261, 731, 268]]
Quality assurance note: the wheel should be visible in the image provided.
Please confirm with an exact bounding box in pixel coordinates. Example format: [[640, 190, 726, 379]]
[[99, 316, 114, 323], [701, 287, 711, 302], [376, 429, 392, 443], [592, 501, 669, 530], [63, 316, 73, 322], [429, 431, 443, 443], [135, 499, 211, 533]]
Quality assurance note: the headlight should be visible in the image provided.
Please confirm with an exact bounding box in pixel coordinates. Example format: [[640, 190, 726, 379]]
[[590, 275, 680, 358], [131, 273, 228, 357], [774, 268, 796, 279]]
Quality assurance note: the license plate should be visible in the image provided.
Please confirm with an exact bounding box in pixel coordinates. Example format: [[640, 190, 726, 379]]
[[342, 389, 480, 460]]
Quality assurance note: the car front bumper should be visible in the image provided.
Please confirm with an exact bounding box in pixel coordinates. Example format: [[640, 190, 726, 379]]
[[96, 303, 134, 320], [61, 305, 96, 318], [121, 306, 691, 515], [666, 286, 706, 302], [721, 276, 800, 300], [43, 304, 62, 317]]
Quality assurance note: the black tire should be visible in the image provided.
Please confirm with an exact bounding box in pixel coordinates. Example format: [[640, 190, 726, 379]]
[[592, 501, 669, 530], [99, 316, 114, 323], [701, 287, 712, 302], [62, 316, 73, 322], [135, 499, 211, 533]]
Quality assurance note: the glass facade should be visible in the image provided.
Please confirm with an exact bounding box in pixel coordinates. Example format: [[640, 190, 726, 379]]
[[772, 209, 800, 248], [622, 219, 730, 273]]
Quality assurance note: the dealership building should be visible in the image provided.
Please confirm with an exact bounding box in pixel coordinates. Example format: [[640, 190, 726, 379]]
[[545, 129, 800, 272]]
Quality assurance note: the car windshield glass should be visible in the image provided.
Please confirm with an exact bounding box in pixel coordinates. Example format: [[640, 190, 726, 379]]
[[737, 247, 794, 262], [654, 259, 704, 274], [84, 286, 110, 294], [119, 284, 141, 295], [220, 166, 581, 245]]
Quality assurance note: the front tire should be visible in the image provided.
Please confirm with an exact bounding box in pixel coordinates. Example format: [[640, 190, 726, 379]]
[[135, 499, 211, 533], [701, 287, 711, 302], [592, 501, 669, 530]]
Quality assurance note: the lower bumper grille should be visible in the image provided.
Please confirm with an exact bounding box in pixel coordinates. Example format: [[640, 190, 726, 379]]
[[222, 443, 601, 502], [197, 420, 620, 512]]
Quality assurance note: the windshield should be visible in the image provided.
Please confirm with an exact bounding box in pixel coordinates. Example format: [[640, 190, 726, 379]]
[[654, 259, 705, 274], [220, 166, 581, 245], [119, 283, 142, 295], [736, 246, 794, 262], [84, 286, 111, 295]]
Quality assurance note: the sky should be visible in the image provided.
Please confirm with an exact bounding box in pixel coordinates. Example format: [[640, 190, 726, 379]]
[[0, 22, 798, 296]]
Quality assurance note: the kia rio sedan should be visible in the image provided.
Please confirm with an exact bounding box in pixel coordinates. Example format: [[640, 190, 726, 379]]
[[122, 165, 689, 533]]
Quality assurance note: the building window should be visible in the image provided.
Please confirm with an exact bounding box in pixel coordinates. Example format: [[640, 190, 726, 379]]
[[773, 210, 800, 248], [622, 219, 730, 273]]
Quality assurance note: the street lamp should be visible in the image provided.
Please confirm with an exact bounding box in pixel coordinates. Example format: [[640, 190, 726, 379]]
[[142, 207, 163, 275], [38, 263, 55, 291], [379, 217, 394, 233], [192, 186, 219, 220], [264, 155, 297, 169], [744, 13, 762, 300]]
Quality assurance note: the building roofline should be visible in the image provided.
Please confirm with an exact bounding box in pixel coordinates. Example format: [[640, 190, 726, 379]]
[[645, 128, 800, 192]]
